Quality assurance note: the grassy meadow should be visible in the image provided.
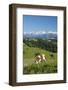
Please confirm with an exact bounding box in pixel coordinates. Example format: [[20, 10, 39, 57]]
[[23, 39, 57, 74]]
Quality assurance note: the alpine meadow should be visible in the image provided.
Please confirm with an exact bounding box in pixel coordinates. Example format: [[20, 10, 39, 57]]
[[23, 15, 57, 74]]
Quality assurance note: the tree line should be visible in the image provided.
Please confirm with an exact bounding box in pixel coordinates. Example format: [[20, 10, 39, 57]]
[[23, 38, 57, 53]]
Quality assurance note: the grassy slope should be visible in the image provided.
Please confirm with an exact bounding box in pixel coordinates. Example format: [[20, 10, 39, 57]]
[[23, 43, 57, 67]]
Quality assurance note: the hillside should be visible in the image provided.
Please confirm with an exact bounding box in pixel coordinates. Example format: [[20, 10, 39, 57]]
[[23, 43, 57, 74]]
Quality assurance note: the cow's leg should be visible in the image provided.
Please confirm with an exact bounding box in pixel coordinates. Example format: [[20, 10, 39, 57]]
[[39, 59, 41, 63], [36, 61, 39, 64]]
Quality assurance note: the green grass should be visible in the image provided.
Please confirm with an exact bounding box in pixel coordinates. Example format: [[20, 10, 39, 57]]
[[23, 62, 57, 74], [23, 43, 57, 74]]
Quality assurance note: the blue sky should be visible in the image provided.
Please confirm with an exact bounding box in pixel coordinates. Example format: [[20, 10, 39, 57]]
[[23, 15, 57, 33]]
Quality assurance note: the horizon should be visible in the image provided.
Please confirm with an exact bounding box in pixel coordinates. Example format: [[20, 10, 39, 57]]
[[24, 31, 57, 35]]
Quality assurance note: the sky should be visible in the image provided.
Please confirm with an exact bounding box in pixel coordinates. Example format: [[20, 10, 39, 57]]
[[23, 15, 57, 34]]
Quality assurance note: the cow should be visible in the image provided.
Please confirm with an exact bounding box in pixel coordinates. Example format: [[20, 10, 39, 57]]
[[35, 54, 47, 64]]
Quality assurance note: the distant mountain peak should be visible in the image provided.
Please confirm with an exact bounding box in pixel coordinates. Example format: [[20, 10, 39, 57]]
[[24, 31, 57, 35]]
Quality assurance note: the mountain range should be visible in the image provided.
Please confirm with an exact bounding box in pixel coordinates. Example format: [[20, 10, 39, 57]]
[[24, 31, 57, 39]]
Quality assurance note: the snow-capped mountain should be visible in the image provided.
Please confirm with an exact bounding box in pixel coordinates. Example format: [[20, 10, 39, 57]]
[[24, 31, 57, 39]]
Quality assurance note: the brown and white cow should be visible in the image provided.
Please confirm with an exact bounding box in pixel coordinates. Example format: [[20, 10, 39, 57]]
[[35, 54, 47, 64]]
